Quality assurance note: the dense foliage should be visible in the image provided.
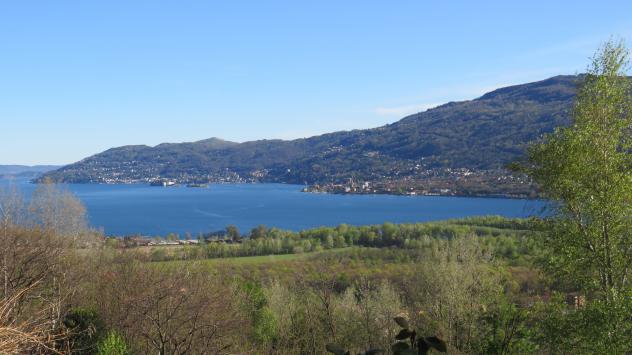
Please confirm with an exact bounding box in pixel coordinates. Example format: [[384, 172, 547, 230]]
[[515, 40, 632, 352], [0, 180, 551, 354], [133, 217, 543, 268], [0, 181, 614, 354]]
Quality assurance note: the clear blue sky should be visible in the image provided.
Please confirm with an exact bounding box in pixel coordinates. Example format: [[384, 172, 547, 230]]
[[1, 1, 631, 165]]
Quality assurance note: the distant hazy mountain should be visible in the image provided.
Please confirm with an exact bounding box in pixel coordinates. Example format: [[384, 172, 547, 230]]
[[40, 75, 581, 185], [0, 165, 61, 179], [0, 165, 61, 175]]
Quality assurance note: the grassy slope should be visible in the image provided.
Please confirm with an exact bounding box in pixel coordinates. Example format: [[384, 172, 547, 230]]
[[159, 252, 314, 266]]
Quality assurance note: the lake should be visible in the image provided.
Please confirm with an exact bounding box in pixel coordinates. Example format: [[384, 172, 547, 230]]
[[0, 179, 544, 236]]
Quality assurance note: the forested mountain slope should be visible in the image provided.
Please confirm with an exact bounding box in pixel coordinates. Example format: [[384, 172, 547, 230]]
[[40, 75, 580, 186]]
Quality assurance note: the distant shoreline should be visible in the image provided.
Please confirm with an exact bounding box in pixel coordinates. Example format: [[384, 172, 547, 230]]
[[300, 188, 539, 200], [22, 178, 539, 200]]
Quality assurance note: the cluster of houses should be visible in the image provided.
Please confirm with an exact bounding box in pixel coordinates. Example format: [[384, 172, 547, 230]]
[[108, 236, 199, 248], [301, 167, 535, 198], [108, 230, 244, 248], [303, 178, 454, 196]]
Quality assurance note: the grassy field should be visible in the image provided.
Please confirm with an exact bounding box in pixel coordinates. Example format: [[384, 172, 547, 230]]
[[155, 247, 351, 266], [166, 252, 312, 265], [151, 247, 400, 282]]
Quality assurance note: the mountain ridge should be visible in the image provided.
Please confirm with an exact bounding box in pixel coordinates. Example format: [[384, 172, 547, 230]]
[[39, 75, 585, 195]]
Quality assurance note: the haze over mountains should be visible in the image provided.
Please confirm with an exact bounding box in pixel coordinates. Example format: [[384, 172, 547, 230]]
[[40, 75, 581, 188], [0, 165, 60, 179]]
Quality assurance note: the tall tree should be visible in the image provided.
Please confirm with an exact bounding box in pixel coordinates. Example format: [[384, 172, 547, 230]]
[[28, 178, 88, 239], [226, 224, 241, 241], [517, 40, 632, 351], [522, 39, 632, 300]]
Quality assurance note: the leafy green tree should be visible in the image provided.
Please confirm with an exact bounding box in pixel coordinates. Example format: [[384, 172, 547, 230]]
[[516, 39, 632, 351], [250, 224, 267, 239], [325, 235, 335, 249], [476, 301, 535, 354], [62, 308, 106, 354], [334, 235, 347, 248], [226, 224, 241, 241], [96, 331, 130, 355], [241, 281, 277, 345]]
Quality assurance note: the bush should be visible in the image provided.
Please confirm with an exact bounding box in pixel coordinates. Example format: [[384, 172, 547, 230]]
[[96, 331, 130, 355]]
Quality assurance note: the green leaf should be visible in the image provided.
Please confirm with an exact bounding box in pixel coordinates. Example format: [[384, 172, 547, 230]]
[[423, 336, 447, 352], [395, 329, 414, 340], [391, 341, 412, 354], [326, 343, 347, 355], [418, 338, 431, 355], [394, 316, 410, 329], [392, 341, 410, 352], [364, 349, 384, 355]]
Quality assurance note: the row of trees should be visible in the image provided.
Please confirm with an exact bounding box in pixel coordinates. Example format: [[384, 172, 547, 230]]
[[144, 219, 541, 264]]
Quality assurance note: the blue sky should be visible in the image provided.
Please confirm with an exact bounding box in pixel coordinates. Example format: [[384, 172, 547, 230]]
[[1, 1, 631, 165]]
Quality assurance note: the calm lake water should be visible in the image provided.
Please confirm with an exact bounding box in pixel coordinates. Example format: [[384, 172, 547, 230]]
[[1, 178, 544, 236]]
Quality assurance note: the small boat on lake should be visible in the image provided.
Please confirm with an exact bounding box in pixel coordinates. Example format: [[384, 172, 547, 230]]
[[150, 180, 177, 187]]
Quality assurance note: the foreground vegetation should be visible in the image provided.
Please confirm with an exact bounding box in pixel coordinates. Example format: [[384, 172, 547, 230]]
[[0, 191, 547, 354], [0, 182, 614, 354]]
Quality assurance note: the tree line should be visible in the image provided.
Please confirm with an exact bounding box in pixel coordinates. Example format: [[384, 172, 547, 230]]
[[132, 217, 542, 265]]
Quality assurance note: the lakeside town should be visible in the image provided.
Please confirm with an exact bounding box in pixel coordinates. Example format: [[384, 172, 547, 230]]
[[144, 169, 536, 199], [105, 231, 240, 248], [42, 159, 537, 198], [301, 168, 536, 199]]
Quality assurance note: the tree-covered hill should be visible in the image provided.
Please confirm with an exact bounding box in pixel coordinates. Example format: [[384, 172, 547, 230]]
[[39, 75, 581, 185]]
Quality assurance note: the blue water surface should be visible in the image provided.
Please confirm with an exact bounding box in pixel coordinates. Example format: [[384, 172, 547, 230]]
[[1, 178, 544, 236]]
